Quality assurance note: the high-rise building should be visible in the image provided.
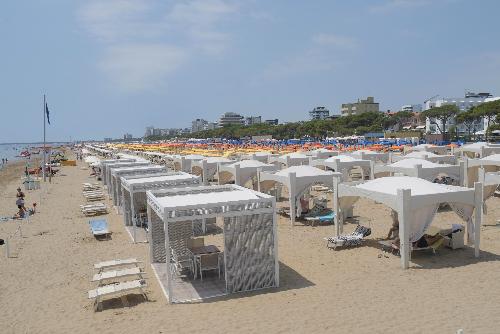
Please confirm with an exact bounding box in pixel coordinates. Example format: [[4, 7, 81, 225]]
[[309, 106, 330, 120], [424, 92, 499, 134], [341, 97, 379, 116], [123, 133, 133, 140], [144, 126, 154, 137], [245, 116, 262, 125], [219, 112, 245, 126], [265, 119, 279, 125], [192, 119, 209, 133]]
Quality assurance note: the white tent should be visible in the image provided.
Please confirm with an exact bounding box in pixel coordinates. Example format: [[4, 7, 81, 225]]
[[147, 184, 278, 303], [392, 151, 456, 164], [269, 152, 309, 168], [350, 150, 389, 163], [258, 165, 339, 225], [239, 151, 276, 163], [191, 157, 234, 185], [333, 176, 483, 269], [304, 148, 339, 159], [406, 144, 449, 155], [462, 154, 500, 187], [172, 154, 205, 172], [374, 158, 462, 183], [457, 142, 500, 158], [311, 155, 373, 181], [121, 172, 201, 242], [218, 160, 278, 188], [109, 165, 167, 206]]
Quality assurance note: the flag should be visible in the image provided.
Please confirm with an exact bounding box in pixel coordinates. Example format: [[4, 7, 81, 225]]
[[45, 102, 50, 125]]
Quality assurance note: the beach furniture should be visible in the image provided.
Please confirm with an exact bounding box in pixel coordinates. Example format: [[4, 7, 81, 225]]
[[305, 211, 335, 227], [92, 267, 145, 285], [88, 279, 147, 311], [325, 225, 372, 249], [94, 258, 141, 273], [80, 203, 108, 216], [89, 219, 111, 239]]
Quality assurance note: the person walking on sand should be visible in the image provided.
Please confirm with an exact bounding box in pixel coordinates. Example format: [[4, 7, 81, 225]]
[[16, 187, 27, 211]]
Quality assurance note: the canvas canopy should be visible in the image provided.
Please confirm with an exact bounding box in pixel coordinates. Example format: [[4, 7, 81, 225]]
[[259, 165, 339, 225], [191, 157, 233, 185], [172, 154, 205, 172], [334, 176, 483, 269], [457, 142, 500, 158], [393, 151, 456, 164], [100, 159, 138, 186], [462, 154, 500, 187], [240, 151, 276, 163], [374, 158, 461, 183], [218, 160, 278, 188], [304, 148, 339, 159], [350, 150, 389, 163], [407, 144, 449, 155], [311, 155, 373, 181], [269, 152, 309, 168]]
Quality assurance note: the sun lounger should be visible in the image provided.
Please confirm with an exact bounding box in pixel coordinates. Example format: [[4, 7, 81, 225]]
[[89, 219, 110, 239], [92, 267, 145, 285], [80, 203, 108, 216], [304, 211, 335, 226], [379, 237, 444, 255], [94, 258, 141, 272], [88, 279, 147, 311], [325, 225, 372, 249]]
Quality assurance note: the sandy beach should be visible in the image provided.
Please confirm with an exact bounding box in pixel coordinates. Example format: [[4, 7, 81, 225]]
[[1, 156, 500, 334]]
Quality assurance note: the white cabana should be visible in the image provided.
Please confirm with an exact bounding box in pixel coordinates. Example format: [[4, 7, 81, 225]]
[[147, 184, 278, 303], [239, 151, 276, 163], [100, 159, 139, 186], [311, 155, 373, 181], [172, 154, 205, 172], [374, 158, 462, 183], [258, 165, 339, 225], [304, 148, 339, 159], [406, 144, 449, 155], [462, 154, 500, 187], [109, 165, 167, 206], [392, 151, 456, 164], [269, 152, 309, 168], [121, 172, 201, 242], [333, 176, 483, 269], [350, 150, 390, 163], [457, 142, 500, 158], [191, 157, 233, 185], [218, 160, 278, 189]]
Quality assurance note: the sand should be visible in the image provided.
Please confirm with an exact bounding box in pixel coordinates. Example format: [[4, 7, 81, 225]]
[[1, 155, 500, 334]]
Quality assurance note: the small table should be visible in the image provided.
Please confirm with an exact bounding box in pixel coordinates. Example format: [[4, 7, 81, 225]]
[[189, 245, 221, 279]]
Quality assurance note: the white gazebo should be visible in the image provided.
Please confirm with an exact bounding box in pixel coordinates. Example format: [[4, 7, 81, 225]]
[[374, 158, 462, 183], [258, 165, 339, 225], [463, 154, 500, 187], [392, 151, 456, 164], [304, 148, 339, 159], [333, 176, 483, 269], [239, 151, 276, 163], [121, 172, 201, 242], [456, 142, 500, 158], [406, 144, 449, 155], [103, 161, 150, 190], [269, 152, 310, 168], [218, 160, 278, 189], [190, 157, 233, 185], [147, 184, 278, 303], [350, 150, 390, 163], [109, 165, 167, 206], [99, 159, 137, 186], [311, 155, 373, 181], [172, 154, 205, 172]]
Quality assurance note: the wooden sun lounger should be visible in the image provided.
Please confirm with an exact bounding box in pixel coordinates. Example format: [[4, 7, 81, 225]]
[[88, 279, 148, 311], [92, 267, 145, 285], [94, 258, 141, 272]]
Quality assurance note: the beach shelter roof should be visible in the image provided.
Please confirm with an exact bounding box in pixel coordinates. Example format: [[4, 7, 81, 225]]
[[311, 155, 372, 181], [191, 157, 234, 185], [334, 176, 483, 269], [374, 158, 461, 182], [393, 151, 456, 164], [259, 165, 339, 224], [269, 152, 310, 167], [408, 144, 449, 155], [218, 160, 278, 187], [304, 148, 339, 159], [458, 142, 500, 157]]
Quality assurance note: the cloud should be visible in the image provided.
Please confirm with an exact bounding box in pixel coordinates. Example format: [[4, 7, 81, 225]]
[[99, 44, 188, 92], [78, 0, 237, 91], [312, 33, 357, 48]]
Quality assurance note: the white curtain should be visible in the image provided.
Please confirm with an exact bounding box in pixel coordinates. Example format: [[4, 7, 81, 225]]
[[408, 205, 440, 242], [448, 203, 475, 244]]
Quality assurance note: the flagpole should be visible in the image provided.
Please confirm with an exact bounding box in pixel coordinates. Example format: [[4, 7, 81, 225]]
[[43, 94, 46, 182]]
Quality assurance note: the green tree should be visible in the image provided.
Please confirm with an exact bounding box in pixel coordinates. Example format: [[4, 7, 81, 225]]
[[456, 108, 480, 141], [475, 99, 500, 141], [421, 104, 459, 138]]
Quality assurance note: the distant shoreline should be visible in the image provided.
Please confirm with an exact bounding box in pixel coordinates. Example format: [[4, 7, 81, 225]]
[[0, 142, 71, 145]]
